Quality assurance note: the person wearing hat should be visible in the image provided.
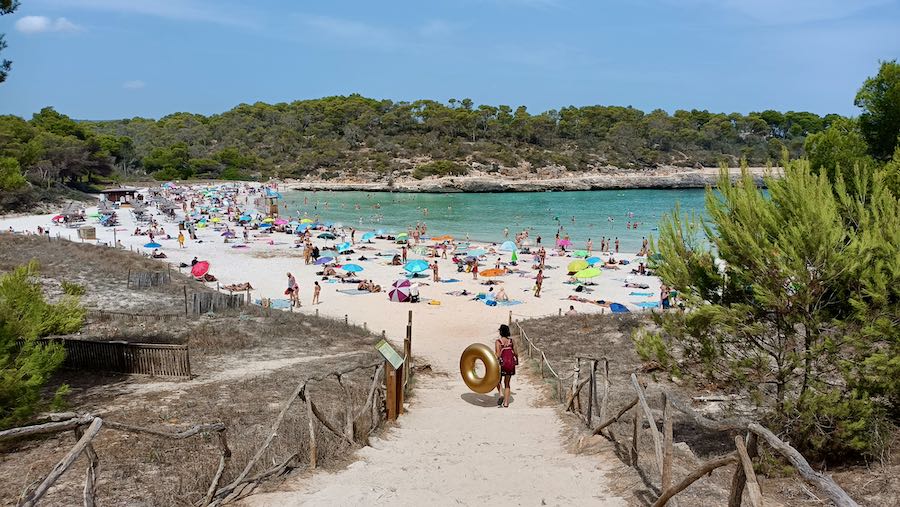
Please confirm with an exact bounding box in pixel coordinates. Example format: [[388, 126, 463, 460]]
[[495, 324, 518, 408]]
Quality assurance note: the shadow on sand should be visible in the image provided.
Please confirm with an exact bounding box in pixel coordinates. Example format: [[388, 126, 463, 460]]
[[460, 392, 514, 407]]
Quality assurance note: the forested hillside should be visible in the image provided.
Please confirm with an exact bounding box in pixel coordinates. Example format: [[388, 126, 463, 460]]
[[80, 96, 839, 181]]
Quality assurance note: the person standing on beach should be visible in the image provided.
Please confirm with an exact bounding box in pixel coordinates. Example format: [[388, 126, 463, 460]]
[[534, 269, 544, 297], [472, 260, 479, 280], [615, 237, 620, 253], [503, 227, 509, 238], [660, 284, 670, 309], [312, 281, 321, 305], [401, 245, 408, 263], [286, 272, 300, 307], [495, 324, 518, 408], [586, 238, 593, 254], [432, 261, 440, 282], [178, 231, 185, 248]]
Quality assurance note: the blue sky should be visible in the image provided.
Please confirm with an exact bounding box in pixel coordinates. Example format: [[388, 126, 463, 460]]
[[1, 0, 898, 120]]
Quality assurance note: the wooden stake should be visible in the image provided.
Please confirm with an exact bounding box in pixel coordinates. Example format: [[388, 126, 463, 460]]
[[729, 432, 759, 507], [631, 410, 640, 466], [662, 393, 674, 496], [599, 359, 610, 436], [585, 360, 596, 427], [734, 435, 763, 507], [631, 373, 664, 475], [306, 394, 317, 469]]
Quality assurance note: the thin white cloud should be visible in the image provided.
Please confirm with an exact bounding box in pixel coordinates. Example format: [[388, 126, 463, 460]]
[[418, 20, 454, 39], [123, 80, 146, 90], [299, 14, 398, 49], [677, 0, 892, 25], [15, 15, 82, 33], [35, 0, 260, 28]]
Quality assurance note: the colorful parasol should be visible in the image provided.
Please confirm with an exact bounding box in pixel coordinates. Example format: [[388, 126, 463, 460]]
[[388, 279, 411, 302]]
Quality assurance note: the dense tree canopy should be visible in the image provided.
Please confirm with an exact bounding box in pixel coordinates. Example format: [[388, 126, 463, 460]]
[[79, 96, 839, 181], [855, 60, 900, 160]]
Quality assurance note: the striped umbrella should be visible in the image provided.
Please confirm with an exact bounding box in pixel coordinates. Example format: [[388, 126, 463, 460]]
[[388, 279, 411, 302]]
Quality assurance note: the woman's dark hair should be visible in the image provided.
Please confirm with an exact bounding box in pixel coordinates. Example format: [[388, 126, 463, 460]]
[[498, 324, 511, 338]]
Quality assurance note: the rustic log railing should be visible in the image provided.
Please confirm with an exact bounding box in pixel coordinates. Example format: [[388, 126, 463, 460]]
[[1, 360, 390, 507], [513, 320, 859, 507], [17, 337, 191, 378]]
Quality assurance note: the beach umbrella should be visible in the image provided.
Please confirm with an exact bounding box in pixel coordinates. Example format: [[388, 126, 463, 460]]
[[510, 251, 518, 263], [361, 232, 376, 241], [499, 241, 517, 252], [288, 220, 300, 227], [191, 261, 210, 278], [342, 263, 364, 273], [467, 249, 486, 257], [144, 242, 162, 248], [557, 238, 572, 247], [314, 256, 334, 265], [388, 279, 411, 302], [337, 242, 352, 252], [567, 259, 589, 273], [318, 232, 336, 239], [300, 218, 314, 224], [404, 259, 429, 273], [274, 218, 288, 225], [432, 234, 453, 242], [51, 215, 64, 222], [221, 231, 236, 238], [573, 250, 588, 258], [259, 223, 272, 229], [211, 217, 221, 223], [262, 217, 275, 223], [574, 267, 601, 279], [480, 268, 505, 277], [586, 256, 602, 266]]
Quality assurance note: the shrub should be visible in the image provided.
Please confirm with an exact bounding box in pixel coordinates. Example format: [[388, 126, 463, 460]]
[[61, 280, 85, 296], [0, 261, 84, 428], [412, 160, 469, 179]]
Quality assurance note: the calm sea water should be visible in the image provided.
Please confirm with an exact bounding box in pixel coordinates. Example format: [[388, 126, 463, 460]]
[[281, 189, 708, 251]]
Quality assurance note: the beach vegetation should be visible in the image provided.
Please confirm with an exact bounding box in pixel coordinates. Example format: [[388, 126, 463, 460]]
[[652, 158, 900, 461], [0, 261, 85, 429], [412, 159, 468, 179]]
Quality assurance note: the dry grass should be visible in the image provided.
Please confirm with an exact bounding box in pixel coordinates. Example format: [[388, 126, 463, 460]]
[[517, 313, 898, 507], [0, 235, 389, 506]]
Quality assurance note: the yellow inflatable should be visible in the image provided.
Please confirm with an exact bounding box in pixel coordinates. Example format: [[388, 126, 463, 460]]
[[459, 343, 500, 394]]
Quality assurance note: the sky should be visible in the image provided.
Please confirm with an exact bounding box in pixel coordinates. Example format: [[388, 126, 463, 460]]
[[1, 0, 898, 120]]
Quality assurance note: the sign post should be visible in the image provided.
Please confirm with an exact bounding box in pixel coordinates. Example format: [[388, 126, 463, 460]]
[[376, 339, 405, 421]]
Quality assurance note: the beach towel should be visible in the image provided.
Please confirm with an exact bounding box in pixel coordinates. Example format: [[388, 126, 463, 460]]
[[337, 289, 371, 296], [254, 298, 292, 309], [495, 300, 523, 307], [629, 291, 654, 297], [609, 303, 630, 313], [635, 301, 659, 308], [440, 278, 461, 283]]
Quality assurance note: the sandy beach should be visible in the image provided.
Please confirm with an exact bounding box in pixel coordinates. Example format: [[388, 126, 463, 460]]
[[0, 183, 660, 504]]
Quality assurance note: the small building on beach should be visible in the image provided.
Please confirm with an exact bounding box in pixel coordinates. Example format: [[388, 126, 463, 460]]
[[100, 187, 141, 204]]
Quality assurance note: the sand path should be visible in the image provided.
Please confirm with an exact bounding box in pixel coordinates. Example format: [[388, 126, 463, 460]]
[[244, 313, 627, 506]]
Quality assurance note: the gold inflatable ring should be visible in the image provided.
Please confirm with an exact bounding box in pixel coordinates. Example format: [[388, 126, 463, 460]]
[[459, 343, 500, 394]]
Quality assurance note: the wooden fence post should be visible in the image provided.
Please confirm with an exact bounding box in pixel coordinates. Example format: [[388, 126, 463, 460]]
[[585, 360, 596, 427], [572, 358, 581, 412], [662, 393, 674, 496], [306, 394, 317, 469], [631, 373, 665, 475], [728, 432, 760, 507], [183, 286, 188, 316], [404, 310, 412, 390], [733, 435, 763, 507], [599, 358, 610, 435]]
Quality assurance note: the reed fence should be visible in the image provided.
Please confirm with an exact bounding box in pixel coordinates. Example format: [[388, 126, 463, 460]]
[[512, 320, 859, 507], [192, 292, 246, 315], [18, 337, 191, 378], [126, 268, 172, 289]]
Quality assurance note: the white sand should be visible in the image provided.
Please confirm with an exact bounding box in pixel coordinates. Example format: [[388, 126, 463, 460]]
[[1, 186, 660, 505]]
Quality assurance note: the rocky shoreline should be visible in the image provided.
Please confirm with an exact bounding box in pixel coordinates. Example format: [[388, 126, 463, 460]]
[[285, 167, 775, 193]]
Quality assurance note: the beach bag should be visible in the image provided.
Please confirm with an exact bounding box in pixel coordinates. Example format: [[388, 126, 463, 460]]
[[485, 300, 498, 307]]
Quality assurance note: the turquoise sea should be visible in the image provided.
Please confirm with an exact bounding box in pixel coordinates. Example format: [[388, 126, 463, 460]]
[[281, 189, 708, 252]]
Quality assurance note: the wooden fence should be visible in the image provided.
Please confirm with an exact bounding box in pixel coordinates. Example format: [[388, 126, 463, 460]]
[[19, 337, 191, 378], [1, 361, 388, 507], [192, 292, 246, 315], [513, 321, 859, 507], [126, 269, 171, 289]]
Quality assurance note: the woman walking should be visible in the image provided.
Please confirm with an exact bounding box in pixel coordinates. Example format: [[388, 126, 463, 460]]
[[495, 324, 518, 408]]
